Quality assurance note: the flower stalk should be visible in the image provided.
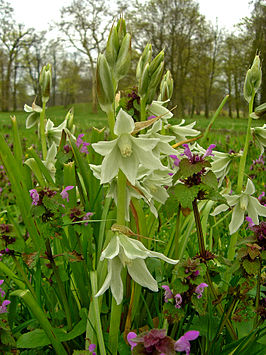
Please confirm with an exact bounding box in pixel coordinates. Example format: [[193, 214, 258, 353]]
[[39, 101, 47, 160]]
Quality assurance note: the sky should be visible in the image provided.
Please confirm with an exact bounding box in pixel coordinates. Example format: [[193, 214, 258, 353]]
[[8, 0, 253, 32]]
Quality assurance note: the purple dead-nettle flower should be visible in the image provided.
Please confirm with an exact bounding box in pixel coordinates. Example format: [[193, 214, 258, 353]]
[[174, 293, 183, 309], [29, 189, 39, 206], [127, 332, 138, 350], [258, 191, 266, 206], [61, 186, 74, 202], [0, 299, 11, 314], [182, 144, 193, 160], [195, 283, 208, 299], [162, 285, 173, 302], [169, 154, 180, 167], [76, 134, 90, 154], [147, 115, 156, 120], [246, 216, 255, 228], [174, 330, 200, 355], [83, 212, 94, 226], [88, 343, 96, 355], [0, 280, 5, 297], [203, 144, 216, 158]]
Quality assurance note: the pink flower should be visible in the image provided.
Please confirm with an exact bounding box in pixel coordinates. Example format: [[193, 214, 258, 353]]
[[203, 144, 216, 158], [0, 299, 11, 314], [175, 330, 200, 354], [29, 189, 39, 205], [76, 134, 90, 154], [195, 283, 208, 299], [174, 293, 182, 309], [169, 155, 180, 167], [162, 285, 173, 302], [182, 144, 193, 160], [127, 332, 137, 350], [60, 186, 74, 202], [246, 216, 255, 228], [88, 343, 96, 355]]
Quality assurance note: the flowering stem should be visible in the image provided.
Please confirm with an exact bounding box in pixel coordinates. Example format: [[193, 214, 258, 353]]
[[192, 200, 206, 258], [39, 101, 47, 160], [109, 169, 127, 354], [12, 256, 36, 299], [236, 90, 255, 194], [140, 97, 147, 121], [107, 107, 116, 139], [45, 240, 72, 331], [173, 204, 181, 259]]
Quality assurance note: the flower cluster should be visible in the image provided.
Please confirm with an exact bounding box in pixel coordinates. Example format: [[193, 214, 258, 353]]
[[76, 133, 90, 154], [127, 328, 199, 355], [0, 279, 11, 314]]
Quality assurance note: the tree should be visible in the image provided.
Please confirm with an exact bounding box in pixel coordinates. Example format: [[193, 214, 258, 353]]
[[0, 0, 33, 111], [58, 0, 112, 112]]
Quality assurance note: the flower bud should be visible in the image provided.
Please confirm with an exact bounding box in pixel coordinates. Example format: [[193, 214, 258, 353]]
[[149, 50, 164, 75], [136, 43, 152, 80], [117, 17, 126, 46], [138, 62, 150, 97], [96, 54, 115, 112], [65, 108, 75, 131], [114, 33, 131, 81], [158, 70, 173, 101], [39, 64, 52, 104], [244, 55, 262, 102], [105, 23, 119, 68], [146, 61, 164, 104]]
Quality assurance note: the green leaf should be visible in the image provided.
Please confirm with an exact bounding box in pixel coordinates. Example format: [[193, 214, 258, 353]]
[[242, 258, 260, 275], [201, 170, 218, 189], [174, 184, 200, 209], [173, 158, 211, 182]]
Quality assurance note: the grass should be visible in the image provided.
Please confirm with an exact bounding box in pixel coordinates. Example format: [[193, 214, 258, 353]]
[[0, 102, 264, 155]]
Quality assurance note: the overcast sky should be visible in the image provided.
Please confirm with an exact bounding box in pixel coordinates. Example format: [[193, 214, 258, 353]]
[[9, 0, 253, 32]]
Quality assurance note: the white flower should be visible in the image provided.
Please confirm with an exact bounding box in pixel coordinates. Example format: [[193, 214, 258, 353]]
[[45, 119, 67, 147], [148, 100, 173, 123], [211, 178, 266, 234], [251, 124, 266, 154], [43, 142, 57, 181], [95, 233, 178, 304], [139, 120, 177, 157], [91, 109, 163, 185], [24, 102, 42, 129], [168, 119, 200, 143]]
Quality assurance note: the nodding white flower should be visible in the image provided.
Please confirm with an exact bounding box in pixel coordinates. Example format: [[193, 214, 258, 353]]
[[24, 102, 42, 129], [251, 124, 266, 154], [148, 100, 173, 123], [168, 119, 200, 143], [211, 178, 266, 234], [95, 233, 178, 305], [42, 142, 57, 181], [92, 109, 163, 185], [139, 119, 177, 157], [45, 119, 67, 147]]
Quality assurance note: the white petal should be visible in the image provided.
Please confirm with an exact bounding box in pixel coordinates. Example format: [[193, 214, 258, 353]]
[[109, 257, 124, 305], [100, 147, 120, 183], [148, 251, 179, 264], [248, 196, 266, 220], [94, 263, 112, 297], [210, 204, 229, 216], [229, 204, 245, 234], [92, 139, 118, 156], [134, 145, 163, 171], [101, 235, 120, 260], [131, 136, 159, 151], [127, 258, 158, 291], [119, 234, 148, 260], [114, 109, 135, 135], [226, 195, 240, 207], [119, 153, 138, 185], [148, 101, 173, 120], [244, 178, 255, 195]]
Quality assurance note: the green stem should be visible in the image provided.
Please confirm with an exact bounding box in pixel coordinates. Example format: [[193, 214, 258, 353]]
[[192, 200, 206, 258], [46, 240, 72, 331], [90, 271, 106, 355], [11, 289, 67, 355], [39, 101, 47, 160], [227, 232, 238, 260], [140, 97, 147, 121], [12, 256, 37, 298], [109, 169, 127, 354], [107, 107, 116, 139], [253, 259, 261, 329], [173, 204, 181, 259], [237, 91, 255, 193], [200, 95, 229, 146]]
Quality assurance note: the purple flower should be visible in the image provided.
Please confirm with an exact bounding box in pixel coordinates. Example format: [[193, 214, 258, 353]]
[[195, 283, 208, 299], [169, 155, 180, 167], [147, 115, 156, 120], [203, 144, 216, 158], [83, 212, 94, 226], [174, 293, 182, 309], [88, 343, 96, 355], [29, 189, 39, 206], [127, 332, 137, 350], [175, 330, 200, 354], [0, 299, 11, 313], [76, 134, 90, 154], [0, 280, 5, 297], [162, 285, 173, 302], [182, 144, 193, 160], [61, 186, 74, 202], [246, 216, 255, 228]]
